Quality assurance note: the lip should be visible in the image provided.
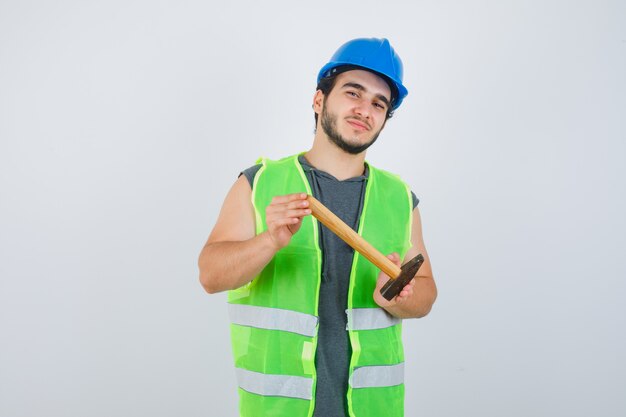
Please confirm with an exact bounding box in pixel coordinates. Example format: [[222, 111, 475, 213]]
[[346, 118, 370, 131]]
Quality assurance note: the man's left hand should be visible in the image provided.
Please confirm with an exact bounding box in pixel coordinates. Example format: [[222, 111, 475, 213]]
[[373, 253, 415, 308]]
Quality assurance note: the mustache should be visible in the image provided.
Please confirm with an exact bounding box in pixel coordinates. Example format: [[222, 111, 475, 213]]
[[345, 116, 371, 130]]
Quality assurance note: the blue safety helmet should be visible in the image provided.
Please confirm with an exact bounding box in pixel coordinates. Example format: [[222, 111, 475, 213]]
[[317, 38, 408, 109]]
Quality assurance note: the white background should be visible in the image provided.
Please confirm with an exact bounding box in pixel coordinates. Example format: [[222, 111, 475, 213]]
[[1, 1, 625, 416]]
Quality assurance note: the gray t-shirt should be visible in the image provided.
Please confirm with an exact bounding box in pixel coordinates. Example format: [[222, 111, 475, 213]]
[[241, 156, 418, 417]]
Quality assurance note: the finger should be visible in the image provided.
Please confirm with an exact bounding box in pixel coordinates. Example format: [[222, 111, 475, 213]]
[[285, 208, 311, 218], [386, 253, 399, 261], [287, 199, 310, 209], [396, 290, 411, 302], [270, 199, 310, 211], [270, 193, 308, 205], [270, 217, 302, 227], [267, 208, 311, 222], [266, 200, 310, 217], [386, 253, 401, 267], [397, 283, 413, 298]]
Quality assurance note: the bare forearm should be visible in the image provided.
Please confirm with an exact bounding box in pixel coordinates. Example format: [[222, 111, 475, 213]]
[[198, 232, 277, 294]]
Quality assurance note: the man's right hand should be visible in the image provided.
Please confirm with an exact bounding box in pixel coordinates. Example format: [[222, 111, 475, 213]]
[[199, 178, 313, 293], [265, 193, 311, 250]]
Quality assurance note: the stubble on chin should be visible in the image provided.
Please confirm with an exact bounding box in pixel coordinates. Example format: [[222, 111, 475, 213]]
[[320, 106, 380, 155]]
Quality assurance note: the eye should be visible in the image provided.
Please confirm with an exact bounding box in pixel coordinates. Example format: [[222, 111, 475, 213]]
[[346, 90, 359, 98], [373, 102, 386, 110]]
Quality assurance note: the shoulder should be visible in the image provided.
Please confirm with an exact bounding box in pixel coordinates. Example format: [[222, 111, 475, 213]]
[[239, 164, 262, 188], [242, 154, 303, 188], [411, 192, 419, 209]]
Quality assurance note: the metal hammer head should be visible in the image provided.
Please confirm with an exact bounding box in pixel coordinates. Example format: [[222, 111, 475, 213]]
[[379, 254, 425, 301]]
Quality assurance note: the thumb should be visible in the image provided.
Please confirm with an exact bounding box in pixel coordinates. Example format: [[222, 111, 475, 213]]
[[387, 253, 401, 267]]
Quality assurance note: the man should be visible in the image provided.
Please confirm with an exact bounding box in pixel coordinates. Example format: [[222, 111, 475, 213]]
[[198, 38, 437, 417]]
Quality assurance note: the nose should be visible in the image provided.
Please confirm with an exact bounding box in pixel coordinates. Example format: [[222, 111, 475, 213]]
[[353, 99, 372, 120]]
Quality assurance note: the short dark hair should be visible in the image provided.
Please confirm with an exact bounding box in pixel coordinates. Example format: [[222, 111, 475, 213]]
[[314, 66, 396, 128]]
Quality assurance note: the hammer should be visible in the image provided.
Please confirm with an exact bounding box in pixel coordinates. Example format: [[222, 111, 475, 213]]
[[306, 195, 424, 301]]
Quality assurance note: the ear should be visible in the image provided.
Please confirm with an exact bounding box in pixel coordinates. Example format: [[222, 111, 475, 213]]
[[313, 90, 324, 115]]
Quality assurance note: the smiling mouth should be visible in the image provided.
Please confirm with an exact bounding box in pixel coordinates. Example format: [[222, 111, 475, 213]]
[[346, 118, 370, 131]]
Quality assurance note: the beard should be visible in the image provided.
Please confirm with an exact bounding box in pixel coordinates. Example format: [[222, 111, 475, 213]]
[[320, 104, 382, 155]]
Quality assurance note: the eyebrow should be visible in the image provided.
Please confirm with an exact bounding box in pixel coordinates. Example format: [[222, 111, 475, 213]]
[[341, 82, 391, 108]]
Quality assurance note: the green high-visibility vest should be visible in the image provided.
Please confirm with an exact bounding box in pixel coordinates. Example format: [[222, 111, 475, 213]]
[[228, 154, 413, 417]]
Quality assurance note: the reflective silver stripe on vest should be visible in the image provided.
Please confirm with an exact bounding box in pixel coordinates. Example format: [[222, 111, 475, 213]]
[[349, 363, 405, 389], [345, 308, 401, 331], [236, 368, 313, 400], [228, 303, 318, 337]]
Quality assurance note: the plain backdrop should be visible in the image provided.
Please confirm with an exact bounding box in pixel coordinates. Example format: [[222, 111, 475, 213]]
[[1, 1, 625, 416]]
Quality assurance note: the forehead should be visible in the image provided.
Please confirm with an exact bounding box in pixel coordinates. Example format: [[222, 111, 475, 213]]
[[334, 69, 391, 100]]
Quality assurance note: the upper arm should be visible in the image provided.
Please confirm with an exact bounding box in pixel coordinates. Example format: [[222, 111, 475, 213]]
[[404, 207, 436, 290], [206, 175, 256, 245]]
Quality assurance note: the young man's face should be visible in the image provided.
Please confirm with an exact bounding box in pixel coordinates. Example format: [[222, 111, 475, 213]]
[[316, 69, 392, 155]]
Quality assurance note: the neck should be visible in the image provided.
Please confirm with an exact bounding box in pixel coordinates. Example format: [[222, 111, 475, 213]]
[[304, 132, 367, 180]]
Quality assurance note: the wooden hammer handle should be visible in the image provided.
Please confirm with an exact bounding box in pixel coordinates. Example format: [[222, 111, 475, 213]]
[[306, 195, 401, 279]]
